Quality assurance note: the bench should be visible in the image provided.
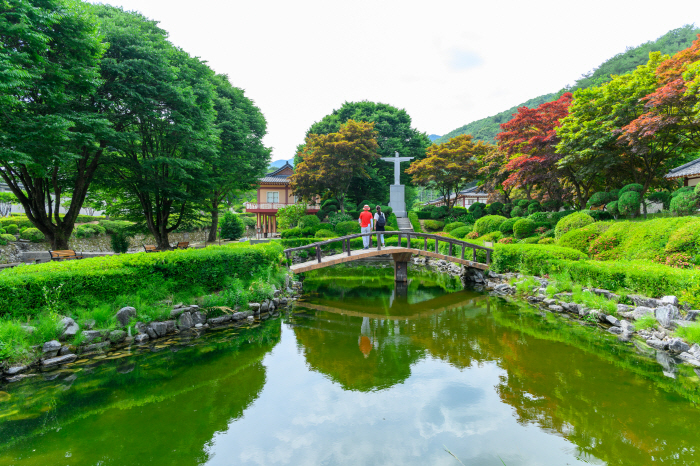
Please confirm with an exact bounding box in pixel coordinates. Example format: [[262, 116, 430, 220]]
[[143, 245, 161, 253], [49, 250, 84, 261], [176, 242, 190, 250]]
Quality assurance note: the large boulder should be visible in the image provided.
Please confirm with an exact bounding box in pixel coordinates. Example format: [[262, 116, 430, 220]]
[[192, 311, 207, 326], [42, 354, 76, 368], [81, 330, 102, 343], [42, 340, 61, 358], [659, 295, 679, 306], [655, 304, 681, 328], [116, 307, 137, 327], [178, 312, 194, 330], [149, 321, 168, 337], [632, 306, 654, 321], [629, 295, 660, 308], [109, 330, 127, 344], [60, 317, 79, 339], [686, 310, 699, 321], [668, 338, 690, 354]]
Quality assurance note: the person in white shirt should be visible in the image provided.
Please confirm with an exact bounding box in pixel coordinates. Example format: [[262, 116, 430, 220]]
[[374, 205, 386, 247]]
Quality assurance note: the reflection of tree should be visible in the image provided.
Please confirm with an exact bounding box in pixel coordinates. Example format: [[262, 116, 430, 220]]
[[291, 311, 425, 391], [0, 321, 281, 464]]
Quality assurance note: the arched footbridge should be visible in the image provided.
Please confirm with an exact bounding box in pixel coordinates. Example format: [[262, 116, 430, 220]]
[[284, 231, 494, 282]]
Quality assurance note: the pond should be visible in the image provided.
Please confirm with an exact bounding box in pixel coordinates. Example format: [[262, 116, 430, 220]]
[[1, 264, 699, 465]]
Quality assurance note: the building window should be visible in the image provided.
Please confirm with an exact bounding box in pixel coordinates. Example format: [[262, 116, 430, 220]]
[[267, 192, 279, 203]]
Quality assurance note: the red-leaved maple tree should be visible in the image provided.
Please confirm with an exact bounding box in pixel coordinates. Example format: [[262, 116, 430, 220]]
[[622, 34, 700, 150], [496, 93, 573, 200]]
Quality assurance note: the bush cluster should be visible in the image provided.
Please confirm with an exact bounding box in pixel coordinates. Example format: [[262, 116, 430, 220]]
[[444, 222, 466, 233], [20, 227, 45, 242], [450, 226, 471, 239], [498, 218, 518, 235], [0, 242, 284, 318], [474, 215, 507, 236], [513, 218, 536, 239], [423, 220, 444, 231], [335, 221, 360, 236], [74, 224, 107, 238]]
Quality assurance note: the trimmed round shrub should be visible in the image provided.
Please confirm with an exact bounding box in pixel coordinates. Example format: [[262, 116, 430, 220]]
[[299, 214, 321, 230], [321, 199, 339, 210], [527, 212, 551, 225], [450, 226, 471, 239], [474, 215, 507, 236], [527, 202, 542, 215], [280, 227, 302, 239], [538, 237, 555, 245], [3, 224, 18, 235], [510, 206, 524, 217], [554, 212, 594, 239], [335, 221, 360, 236], [423, 220, 445, 231], [517, 200, 529, 208], [20, 227, 45, 242], [468, 202, 486, 213], [219, 212, 244, 240], [485, 202, 503, 215], [618, 191, 642, 217], [520, 236, 540, 244], [587, 191, 612, 208], [606, 201, 619, 217], [620, 183, 643, 195], [0, 228, 4, 234], [513, 218, 536, 239], [0, 237, 7, 246], [444, 222, 466, 233], [75, 224, 107, 238], [450, 206, 467, 216], [327, 212, 353, 229], [430, 206, 448, 219], [315, 229, 337, 238], [499, 218, 518, 235], [1, 233, 16, 243], [647, 191, 672, 210], [670, 191, 698, 216], [466, 231, 479, 239]]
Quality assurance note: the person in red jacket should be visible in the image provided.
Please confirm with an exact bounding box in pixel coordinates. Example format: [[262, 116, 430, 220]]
[[358, 205, 374, 249]]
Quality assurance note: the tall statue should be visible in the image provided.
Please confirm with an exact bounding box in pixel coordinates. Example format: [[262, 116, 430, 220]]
[[380, 151, 413, 218]]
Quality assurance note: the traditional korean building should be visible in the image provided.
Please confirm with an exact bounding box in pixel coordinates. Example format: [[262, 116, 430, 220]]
[[244, 162, 319, 236], [665, 158, 700, 187], [425, 186, 490, 208]]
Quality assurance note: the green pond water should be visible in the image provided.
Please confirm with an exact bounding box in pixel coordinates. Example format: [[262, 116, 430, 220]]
[[1, 265, 700, 465]]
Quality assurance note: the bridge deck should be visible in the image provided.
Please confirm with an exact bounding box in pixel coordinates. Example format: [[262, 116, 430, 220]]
[[289, 246, 488, 274]]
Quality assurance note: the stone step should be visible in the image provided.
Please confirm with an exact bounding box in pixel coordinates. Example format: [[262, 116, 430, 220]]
[[396, 218, 413, 232]]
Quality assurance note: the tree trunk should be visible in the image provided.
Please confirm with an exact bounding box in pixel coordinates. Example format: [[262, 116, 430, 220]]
[[208, 208, 219, 243]]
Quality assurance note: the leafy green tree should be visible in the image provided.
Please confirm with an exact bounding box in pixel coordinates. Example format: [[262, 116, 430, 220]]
[[219, 211, 244, 240], [291, 120, 379, 213], [276, 203, 307, 230], [406, 134, 490, 210], [205, 75, 270, 242], [295, 101, 431, 204], [0, 0, 107, 248], [92, 6, 219, 249]]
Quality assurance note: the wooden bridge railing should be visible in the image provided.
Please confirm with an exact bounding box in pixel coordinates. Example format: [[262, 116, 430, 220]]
[[283, 230, 493, 266]]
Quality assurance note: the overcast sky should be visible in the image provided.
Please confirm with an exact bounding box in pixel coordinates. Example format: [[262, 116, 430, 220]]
[[96, 0, 700, 161]]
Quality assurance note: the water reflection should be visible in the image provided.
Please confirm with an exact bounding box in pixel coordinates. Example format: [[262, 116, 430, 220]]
[[2, 266, 700, 465], [0, 320, 281, 465]]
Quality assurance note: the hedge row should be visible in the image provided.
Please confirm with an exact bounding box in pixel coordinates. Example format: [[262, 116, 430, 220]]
[[0, 242, 284, 318], [490, 243, 700, 299]]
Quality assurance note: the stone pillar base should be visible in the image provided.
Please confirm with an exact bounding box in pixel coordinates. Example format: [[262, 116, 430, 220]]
[[389, 184, 407, 218], [392, 252, 412, 282]]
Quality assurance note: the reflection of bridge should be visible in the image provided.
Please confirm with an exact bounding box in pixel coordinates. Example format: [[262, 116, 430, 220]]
[[284, 232, 493, 281], [297, 291, 488, 321]]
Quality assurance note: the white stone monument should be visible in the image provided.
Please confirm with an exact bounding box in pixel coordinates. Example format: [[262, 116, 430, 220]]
[[380, 151, 413, 218]]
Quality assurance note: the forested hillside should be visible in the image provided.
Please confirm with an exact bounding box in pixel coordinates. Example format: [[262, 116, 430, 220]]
[[435, 25, 700, 145]]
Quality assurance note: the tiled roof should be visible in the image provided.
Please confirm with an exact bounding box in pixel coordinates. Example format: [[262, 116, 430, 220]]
[[666, 158, 700, 180], [260, 176, 290, 184]]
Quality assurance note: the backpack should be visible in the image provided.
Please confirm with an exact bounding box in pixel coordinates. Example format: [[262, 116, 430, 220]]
[[376, 212, 386, 227]]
